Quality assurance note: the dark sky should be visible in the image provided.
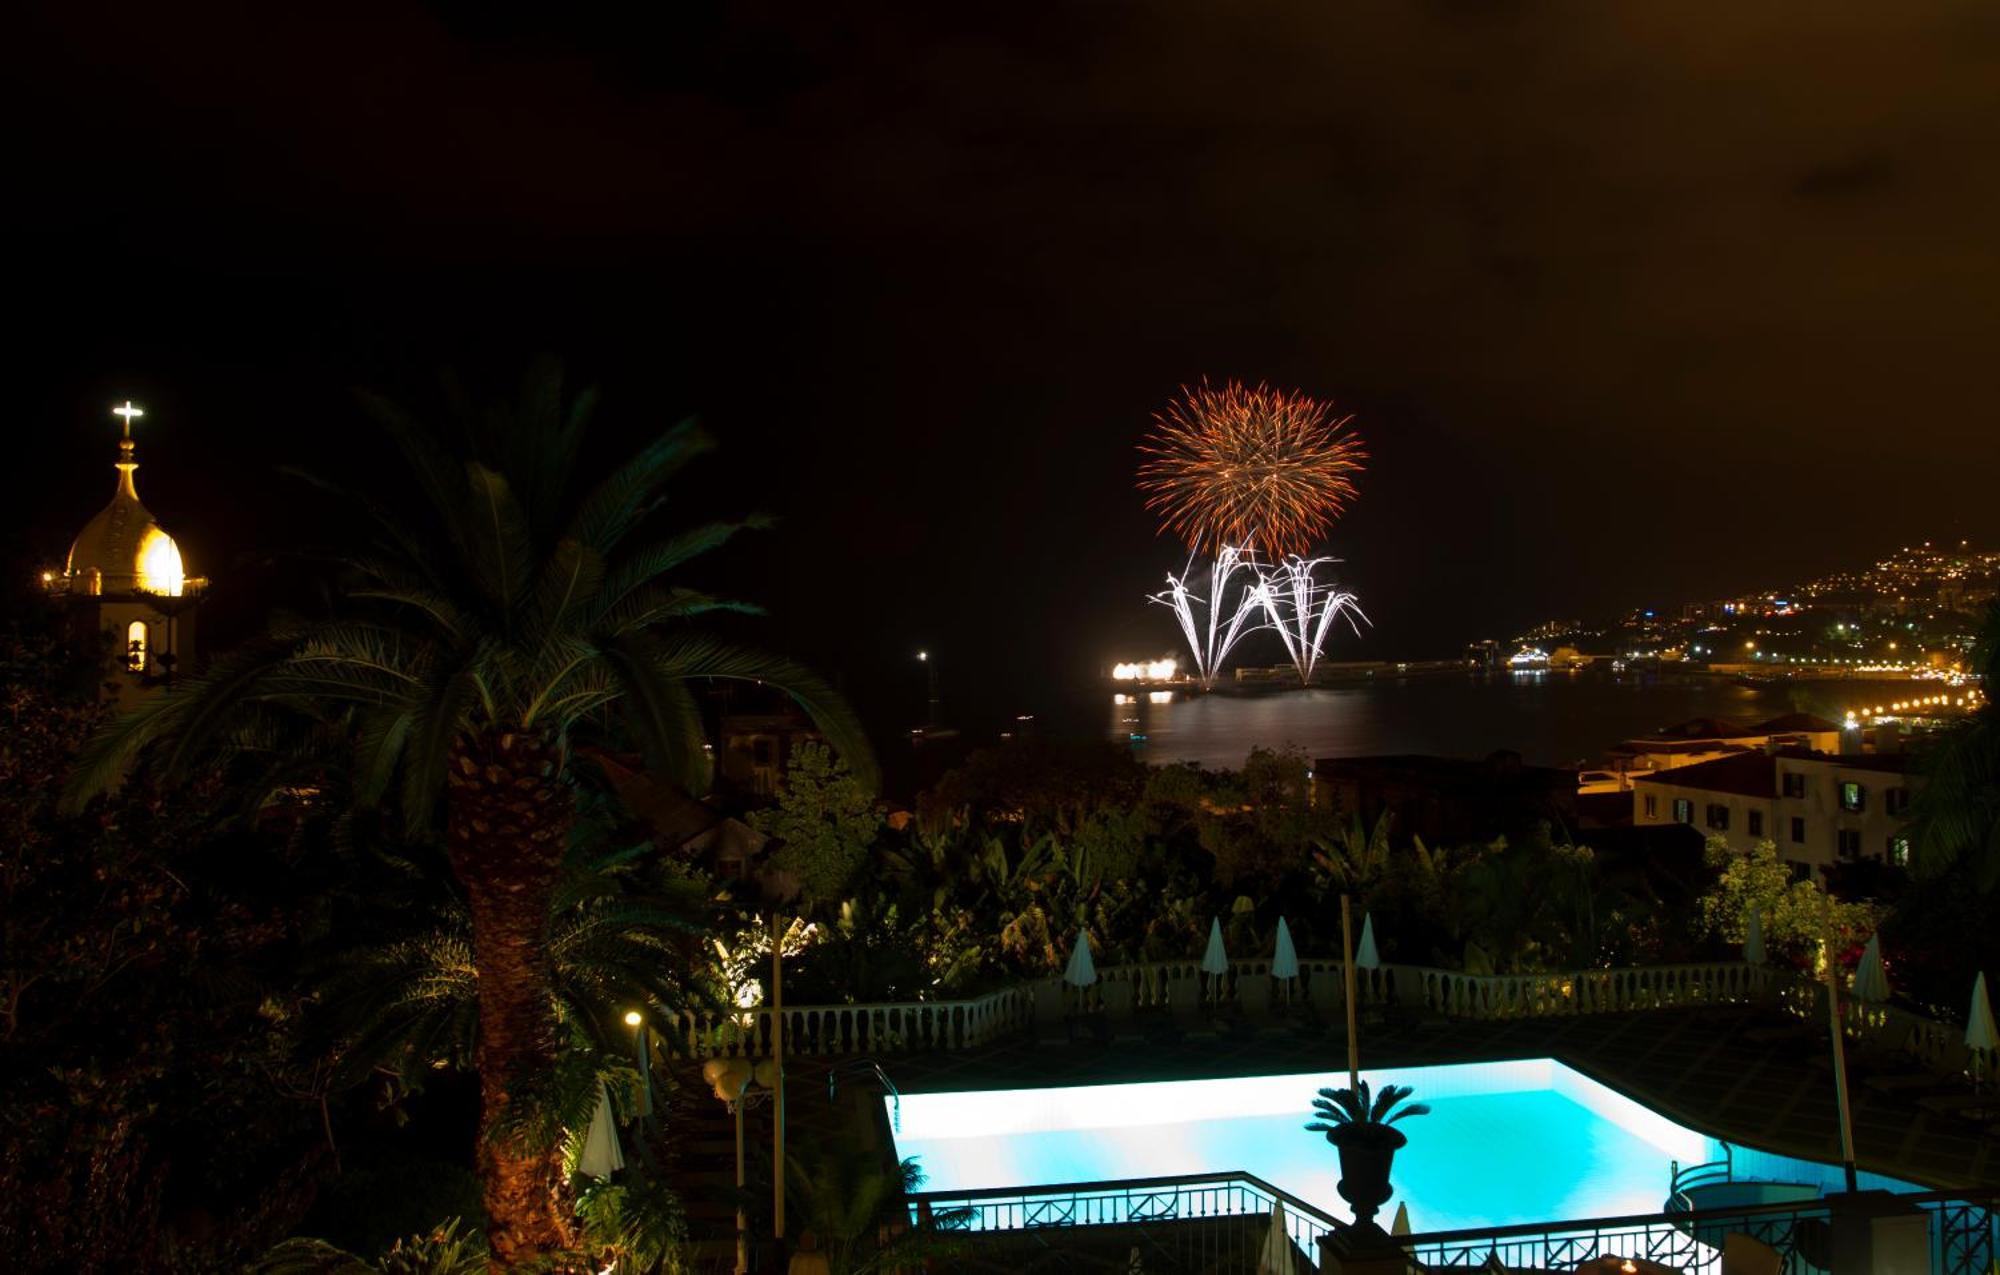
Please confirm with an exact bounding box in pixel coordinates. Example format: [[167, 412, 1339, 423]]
[[11, 2, 2000, 739]]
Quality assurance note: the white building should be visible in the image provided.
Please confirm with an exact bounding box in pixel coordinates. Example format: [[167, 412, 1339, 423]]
[[1633, 749, 1916, 875]]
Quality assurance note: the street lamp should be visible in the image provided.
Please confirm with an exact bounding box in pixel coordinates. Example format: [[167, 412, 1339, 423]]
[[625, 1010, 655, 1124], [916, 650, 939, 730], [701, 1057, 763, 1275]]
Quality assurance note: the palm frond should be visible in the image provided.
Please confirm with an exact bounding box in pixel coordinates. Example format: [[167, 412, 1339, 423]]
[[594, 582, 764, 635], [598, 633, 713, 793], [652, 636, 879, 792], [566, 419, 716, 553], [400, 658, 486, 832], [526, 538, 605, 645], [60, 639, 299, 809], [499, 354, 590, 541], [461, 462, 537, 624], [279, 465, 443, 585], [354, 707, 417, 808], [596, 515, 774, 613], [351, 583, 477, 641], [356, 386, 479, 558]]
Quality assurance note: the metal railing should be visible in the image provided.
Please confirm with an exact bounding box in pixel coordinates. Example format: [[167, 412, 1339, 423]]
[[909, 1172, 1998, 1274], [825, 1056, 902, 1133], [907, 1170, 1337, 1273], [1669, 1142, 1735, 1207], [1405, 1190, 1999, 1275], [1405, 1196, 1830, 1272]]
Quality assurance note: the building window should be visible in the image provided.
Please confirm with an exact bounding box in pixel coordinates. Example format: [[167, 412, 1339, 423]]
[[1643, 794, 1657, 819], [125, 620, 148, 674], [1672, 798, 1693, 825], [1706, 803, 1731, 832], [1839, 782, 1866, 813], [1889, 837, 1911, 867], [1782, 772, 1806, 799], [1748, 810, 1764, 838], [1885, 787, 1910, 816], [1837, 828, 1862, 858], [1790, 816, 1806, 844]]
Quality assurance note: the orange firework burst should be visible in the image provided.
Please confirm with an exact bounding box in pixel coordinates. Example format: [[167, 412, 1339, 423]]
[[1137, 379, 1366, 556]]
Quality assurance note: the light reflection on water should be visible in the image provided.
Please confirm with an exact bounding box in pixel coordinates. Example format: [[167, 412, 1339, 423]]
[[1108, 672, 1806, 769]]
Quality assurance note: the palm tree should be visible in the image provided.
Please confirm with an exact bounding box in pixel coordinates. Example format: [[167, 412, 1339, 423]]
[[782, 1149, 970, 1275], [63, 361, 876, 1266], [313, 804, 717, 1088], [1910, 601, 2000, 889]]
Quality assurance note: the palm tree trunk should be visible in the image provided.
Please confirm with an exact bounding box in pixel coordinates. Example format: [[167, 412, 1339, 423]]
[[445, 728, 575, 1268]]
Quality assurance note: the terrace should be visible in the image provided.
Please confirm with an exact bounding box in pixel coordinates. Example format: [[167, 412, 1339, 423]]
[[665, 958, 2000, 1272]]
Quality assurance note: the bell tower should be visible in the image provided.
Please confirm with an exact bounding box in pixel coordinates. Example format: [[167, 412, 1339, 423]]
[[43, 402, 208, 709]]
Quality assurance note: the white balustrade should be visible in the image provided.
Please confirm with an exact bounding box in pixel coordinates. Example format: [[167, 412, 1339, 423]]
[[659, 957, 1976, 1083]]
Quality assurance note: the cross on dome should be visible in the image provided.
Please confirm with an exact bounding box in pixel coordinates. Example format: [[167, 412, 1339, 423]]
[[113, 401, 144, 438]]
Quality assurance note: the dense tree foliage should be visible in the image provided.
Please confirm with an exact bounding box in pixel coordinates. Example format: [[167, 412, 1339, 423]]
[[0, 622, 323, 1270]]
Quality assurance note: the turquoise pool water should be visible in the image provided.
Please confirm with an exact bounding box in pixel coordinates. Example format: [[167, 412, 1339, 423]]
[[888, 1059, 1919, 1233]]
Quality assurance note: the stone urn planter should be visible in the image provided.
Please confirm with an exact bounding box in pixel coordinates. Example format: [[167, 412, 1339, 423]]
[[1327, 1120, 1408, 1225], [1307, 1080, 1430, 1229]]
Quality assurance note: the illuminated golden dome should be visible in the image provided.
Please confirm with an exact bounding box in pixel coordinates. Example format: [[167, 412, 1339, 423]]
[[63, 435, 188, 596]]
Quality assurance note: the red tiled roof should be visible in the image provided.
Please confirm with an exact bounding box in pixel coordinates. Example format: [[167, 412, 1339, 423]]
[[1632, 751, 1777, 799]]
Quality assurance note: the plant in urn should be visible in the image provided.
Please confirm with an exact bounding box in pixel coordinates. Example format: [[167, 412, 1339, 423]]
[[1306, 1080, 1430, 1233]]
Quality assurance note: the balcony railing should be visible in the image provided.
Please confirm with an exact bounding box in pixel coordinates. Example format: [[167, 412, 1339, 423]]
[[657, 957, 1996, 1089], [1404, 1190, 1998, 1275], [906, 1175, 1999, 1275], [906, 1170, 1337, 1273]]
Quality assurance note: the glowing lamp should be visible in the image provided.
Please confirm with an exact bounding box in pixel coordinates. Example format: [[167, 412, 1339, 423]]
[[136, 527, 185, 596], [623, 1010, 643, 1027]]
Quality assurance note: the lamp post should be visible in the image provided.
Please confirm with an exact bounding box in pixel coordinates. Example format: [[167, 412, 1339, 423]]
[[1821, 939, 1860, 1193], [915, 650, 939, 731], [624, 1010, 655, 1122], [1341, 894, 1360, 1091], [700, 1056, 762, 1275]]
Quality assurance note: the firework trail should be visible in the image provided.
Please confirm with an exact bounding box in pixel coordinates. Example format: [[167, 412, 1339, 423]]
[[1137, 379, 1366, 557], [1149, 545, 1266, 690], [1259, 555, 1369, 685]]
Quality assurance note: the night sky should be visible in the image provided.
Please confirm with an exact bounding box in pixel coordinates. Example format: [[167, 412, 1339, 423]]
[[12, 2, 2000, 739]]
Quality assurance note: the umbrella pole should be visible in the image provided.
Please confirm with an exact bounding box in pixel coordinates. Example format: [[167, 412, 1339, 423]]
[[1342, 894, 1360, 1091], [1823, 947, 1859, 1192], [772, 911, 787, 1241], [734, 1097, 749, 1275]]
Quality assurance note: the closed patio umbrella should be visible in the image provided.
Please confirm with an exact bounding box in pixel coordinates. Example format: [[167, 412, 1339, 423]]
[[1391, 1202, 1411, 1236], [1271, 917, 1300, 980], [1256, 1198, 1296, 1275], [576, 1080, 625, 1179], [1852, 934, 1890, 1004], [1744, 906, 1765, 965], [1967, 972, 1998, 1085], [1064, 929, 1098, 988], [1200, 917, 1230, 975], [1355, 913, 1381, 969]]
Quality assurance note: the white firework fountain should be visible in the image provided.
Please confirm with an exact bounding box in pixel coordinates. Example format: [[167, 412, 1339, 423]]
[[1149, 546, 1368, 689], [1260, 554, 1369, 685], [1149, 545, 1266, 691]]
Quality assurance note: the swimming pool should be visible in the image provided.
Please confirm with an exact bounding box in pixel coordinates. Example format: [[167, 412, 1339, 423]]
[[888, 1059, 1919, 1233]]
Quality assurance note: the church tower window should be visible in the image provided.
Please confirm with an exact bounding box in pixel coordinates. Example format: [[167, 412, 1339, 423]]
[[126, 620, 149, 673]]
